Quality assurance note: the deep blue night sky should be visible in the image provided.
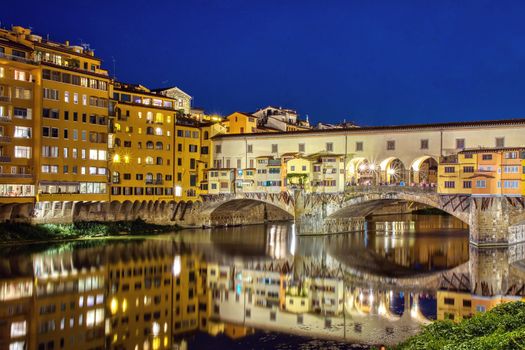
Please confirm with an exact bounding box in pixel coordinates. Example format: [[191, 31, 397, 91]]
[[4, 0, 525, 125]]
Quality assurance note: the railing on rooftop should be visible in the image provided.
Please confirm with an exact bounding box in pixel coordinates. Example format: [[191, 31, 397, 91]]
[[0, 52, 38, 65]]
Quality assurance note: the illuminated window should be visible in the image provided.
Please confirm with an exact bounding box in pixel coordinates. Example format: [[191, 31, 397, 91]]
[[10, 321, 26, 337]]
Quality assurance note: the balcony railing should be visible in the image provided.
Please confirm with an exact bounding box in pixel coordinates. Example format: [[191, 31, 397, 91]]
[[0, 52, 38, 65], [0, 156, 11, 162], [0, 116, 11, 123], [0, 136, 12, 143], [0, 173, 32, 178], [0, 96, 11, 103]]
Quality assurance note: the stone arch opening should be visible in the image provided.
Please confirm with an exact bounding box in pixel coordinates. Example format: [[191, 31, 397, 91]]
[[379, 157, 407, 184], [347, 157, 377, 185], [410, 156, 438, 185], [209, 199, 293, 227]]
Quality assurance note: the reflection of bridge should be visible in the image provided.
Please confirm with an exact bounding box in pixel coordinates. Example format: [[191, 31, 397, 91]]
[[177, 186, 525, 246]]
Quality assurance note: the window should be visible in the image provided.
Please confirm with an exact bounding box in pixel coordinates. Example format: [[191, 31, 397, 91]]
[[476, 180, 486, 188], [456, 138, 465, 149], [463, 181, 472, 188], [215, 145, 221, 154], [444, 298, 455, 306], [14, 126, 31, 138], [64, 91, 69, 103], [298, 143, 305, 152], [503, 166, 519, 173], [355, 141, 363, 151], [271, 144, 278, 153], [10, 321, 26, 337], [14, 146, 31, 158], [463, 166, 474, 173], [482, 154, 492, 160], [326, 142, 333, 152], [495, 137, 504, 148], [386, 140, 395, 150], [504, 180, 519, 189], [420, 139, 429, 149], [247, 144, 253, 153], [444, 166, 455, 173], [444, 181, 455, 188], [43, 88, 59, 100]]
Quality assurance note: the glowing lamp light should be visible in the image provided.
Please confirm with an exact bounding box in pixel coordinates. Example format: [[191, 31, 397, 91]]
[[124, 155, 130, 164], [122, 298, 128, 313], [152, 322, 160, 337], [110, 297, 118, 315], [359, 164, 367, 171], [172, 255, 181, 277], [387, 168, 396, 176], [113, 154, 120, 163], [369, 164, 376, 171]]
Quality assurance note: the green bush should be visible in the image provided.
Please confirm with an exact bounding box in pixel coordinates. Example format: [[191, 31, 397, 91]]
[[393, 302, 525, 350]]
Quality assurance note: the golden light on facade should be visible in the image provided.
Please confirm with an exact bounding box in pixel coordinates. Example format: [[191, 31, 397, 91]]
[[110, 297, 118, 315]]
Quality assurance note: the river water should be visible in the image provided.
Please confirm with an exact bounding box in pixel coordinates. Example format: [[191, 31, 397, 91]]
[[2, 213, 522, 349]]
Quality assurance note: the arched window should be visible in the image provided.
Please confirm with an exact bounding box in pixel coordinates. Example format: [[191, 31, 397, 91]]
[[146, 172, 153, 183], [155, 127, 163, 136], [204, 131, 209, 140], [145, 156, 154, 165], [155, 142, 163, 150], [146, 141, 154, 149], [146, 111, 153, 123], [156, 157, 163, 165], [156, 173, 162, 180]]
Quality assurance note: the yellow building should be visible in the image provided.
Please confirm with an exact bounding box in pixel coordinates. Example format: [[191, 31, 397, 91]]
[[223, 112, 257, 134], [438, 148, 525, 196], [0, 28, 40, 206], [35, 33, 111, 208], [285, 156, 311, 190], [109, 82, 175, 202]]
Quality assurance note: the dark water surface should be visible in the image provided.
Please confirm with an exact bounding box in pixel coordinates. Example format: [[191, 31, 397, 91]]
[[1, 214, 500, 350]]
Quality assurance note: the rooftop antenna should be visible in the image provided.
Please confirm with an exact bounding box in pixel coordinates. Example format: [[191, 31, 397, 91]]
[[111, 56, 116, 80]]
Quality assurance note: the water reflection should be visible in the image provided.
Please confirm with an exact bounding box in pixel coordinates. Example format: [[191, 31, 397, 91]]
[[0, 215, 524, 349]]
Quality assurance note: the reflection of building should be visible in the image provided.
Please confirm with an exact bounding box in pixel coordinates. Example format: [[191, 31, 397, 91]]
[[107, 252, 173, 350], [0, 277, 33, 350], [32, 253, 106, 350], [437, 290, 523, 321]]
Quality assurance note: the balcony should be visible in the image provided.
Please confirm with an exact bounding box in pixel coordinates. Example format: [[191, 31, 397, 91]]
[[0, 173, 32, 178], [0, 156, 11, 162], [0, 136, 12, 143], [0, 96, 11, 103], [0, 116, 11, 123], [0, 52, 37, 65]]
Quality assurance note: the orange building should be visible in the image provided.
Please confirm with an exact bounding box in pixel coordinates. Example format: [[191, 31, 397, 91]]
[[438, 148, 525, 196]]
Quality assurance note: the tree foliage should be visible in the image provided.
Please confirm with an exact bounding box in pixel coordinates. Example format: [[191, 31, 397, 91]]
[[393, 302, 525, 350]]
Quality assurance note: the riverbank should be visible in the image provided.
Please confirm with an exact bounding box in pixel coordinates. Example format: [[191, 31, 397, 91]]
[[0, 219, 180, 244], [391, 301, 525, 349]]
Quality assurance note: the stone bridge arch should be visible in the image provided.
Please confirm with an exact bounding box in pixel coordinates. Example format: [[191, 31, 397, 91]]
[[177, 192, 295, 227], [296, 187, 470, 235]]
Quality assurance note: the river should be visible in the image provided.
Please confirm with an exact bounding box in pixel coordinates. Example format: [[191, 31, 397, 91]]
[[1, 214, 523, 349]]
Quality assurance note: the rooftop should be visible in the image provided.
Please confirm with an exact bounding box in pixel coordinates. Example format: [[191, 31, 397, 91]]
[[213, 117, 525, 139]]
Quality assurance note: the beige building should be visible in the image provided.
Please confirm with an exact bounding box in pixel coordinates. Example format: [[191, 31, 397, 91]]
[[212, 119, 525, 186]]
